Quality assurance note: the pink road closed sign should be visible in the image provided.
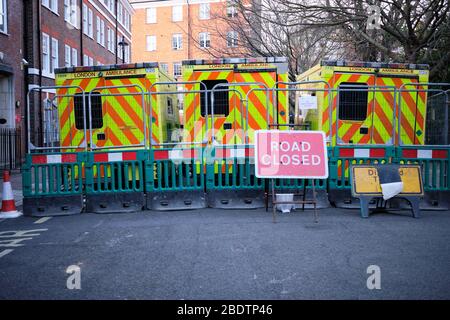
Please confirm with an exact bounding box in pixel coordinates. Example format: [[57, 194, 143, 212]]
[[254, 130, 328, 179]]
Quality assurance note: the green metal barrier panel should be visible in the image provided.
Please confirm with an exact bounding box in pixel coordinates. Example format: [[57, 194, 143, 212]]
[[85, 150, 146, 213], [205, 145, 264, 209], [328, 146, 395, 190], [22, 152, 85, 216], [206, 145, 262, 190], [146, 147, 206, 210], [395, 146, 449, 192]]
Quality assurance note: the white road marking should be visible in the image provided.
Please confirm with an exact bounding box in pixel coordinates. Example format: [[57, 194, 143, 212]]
[[34, 217, 52, 224], [0, 249, 14, 258]]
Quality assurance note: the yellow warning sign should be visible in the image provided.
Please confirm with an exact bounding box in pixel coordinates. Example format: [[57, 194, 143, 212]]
[[352, 165, 423, 196], [399, 167, 423, 194]]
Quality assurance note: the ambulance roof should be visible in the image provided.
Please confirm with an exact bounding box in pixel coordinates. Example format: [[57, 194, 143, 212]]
[[182, 57, 287, 65], [54, 62, 159, 74], [321, 60, 429, 70]]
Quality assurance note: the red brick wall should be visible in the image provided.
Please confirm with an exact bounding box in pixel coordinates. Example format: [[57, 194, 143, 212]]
[[0, 0, 25, 129]]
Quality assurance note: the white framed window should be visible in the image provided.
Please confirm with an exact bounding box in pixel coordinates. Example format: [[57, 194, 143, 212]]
[[146, 35, 156, 51], [227, 1, 237, 18], [100, 20, 105, 46], [88, 8, 93, 38], [64, 0, 69, 22], [124, 11, 130, 30], [173, 62, 182, 77], [227, 31, 238, 47], [96, 16, 101, 43], [124, 46, 130, 63], [199, 3, 210, 20], [42, 33, 51, 74], [0, 0, 7, 33], [82, 3, 88, 34], [146, 7, 156, 24], [71, 47, 78, 66], [117, 39, 123, 59], [83, 55, 94, 66], [64, 44, 71, 67], [43, 0, 58, 14], [107, 27, 112, 51], [172, 5, 183, 22], [64, 0, 78, 27], [172, 33, 182, 50], [110, 29, 115, 53], [199, 32, 210, 48], [51, 38, 59, 73], [160, 63, 168, 73], [118, 2, 123, 24], [108, 0, 114, 14]]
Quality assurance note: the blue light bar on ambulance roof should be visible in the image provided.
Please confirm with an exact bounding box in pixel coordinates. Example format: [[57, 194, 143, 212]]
[[321, 60, 429, 70], [182, 57, 287, 65], [54, 62, 159, 74]]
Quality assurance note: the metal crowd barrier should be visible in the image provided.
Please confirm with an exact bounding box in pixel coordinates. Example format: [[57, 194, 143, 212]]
[[21, 82, 450, 215]]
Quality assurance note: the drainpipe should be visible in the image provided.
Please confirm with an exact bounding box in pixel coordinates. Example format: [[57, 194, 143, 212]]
[[115, 0, 118, 64], [187, 0, 191, 59], [23, 0, 30, 153], [80, 0, 83, 65], [37, 0, 43, 146]]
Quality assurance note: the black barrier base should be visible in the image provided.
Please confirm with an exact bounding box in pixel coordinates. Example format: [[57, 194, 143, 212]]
[[147, 190, 206, 211], [208, 189, 264, 209], [330, 189, 449, 211], [359, 196, 420, 218], [23, 195, 83, 217], [86, 192, 144, 213]]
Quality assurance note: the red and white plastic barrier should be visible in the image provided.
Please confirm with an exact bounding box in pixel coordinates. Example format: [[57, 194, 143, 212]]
[[401, 149, 448, 159], [153, 149, 200, 161], [338, 148, 386, 158], [32, 154, 77, 164], [0, 171, 22, 218], [93, 151, 137, 162], [214, 147, 254, 159]]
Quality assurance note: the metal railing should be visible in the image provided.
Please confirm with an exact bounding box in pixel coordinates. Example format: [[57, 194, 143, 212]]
[[0, 127, 23, 172]]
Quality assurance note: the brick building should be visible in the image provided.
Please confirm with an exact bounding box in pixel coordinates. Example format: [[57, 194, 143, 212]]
[[0, 0, 24, 131], [130, 0, 246, 80], [0, 0, 25, 170], [24, 0, 134, 148]]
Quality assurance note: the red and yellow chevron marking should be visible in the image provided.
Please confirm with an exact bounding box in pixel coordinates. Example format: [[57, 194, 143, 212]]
[[234, 71, 278, 143], [101, 78, 148, 148], [57, 75, 172, 150], [376, 77, 425, 145], [58, 77, 102, 151], [184, 70, 234, 144], [183, 69, 285, 145], [330, 73, 376, 145]]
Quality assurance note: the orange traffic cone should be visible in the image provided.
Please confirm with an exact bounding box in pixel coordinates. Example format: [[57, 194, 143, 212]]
[[0, 170, 22, 218]]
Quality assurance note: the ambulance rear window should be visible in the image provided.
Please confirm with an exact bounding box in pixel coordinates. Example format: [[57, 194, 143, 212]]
[[74, 92, 104, 130], [338, 82, 368, 121], [200, 80, 229, 117]]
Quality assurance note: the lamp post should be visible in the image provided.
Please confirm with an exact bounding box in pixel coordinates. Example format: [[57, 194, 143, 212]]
[[118, 35, 129, 63]]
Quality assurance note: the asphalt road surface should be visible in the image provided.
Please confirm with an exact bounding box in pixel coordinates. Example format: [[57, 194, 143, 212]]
[[1, 208, 449, 299]]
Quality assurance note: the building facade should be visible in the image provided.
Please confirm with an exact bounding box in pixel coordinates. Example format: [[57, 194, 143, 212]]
[[130, 0, 245, 80], [0, 0, 24, 131], [24, 0, 134, 148]]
